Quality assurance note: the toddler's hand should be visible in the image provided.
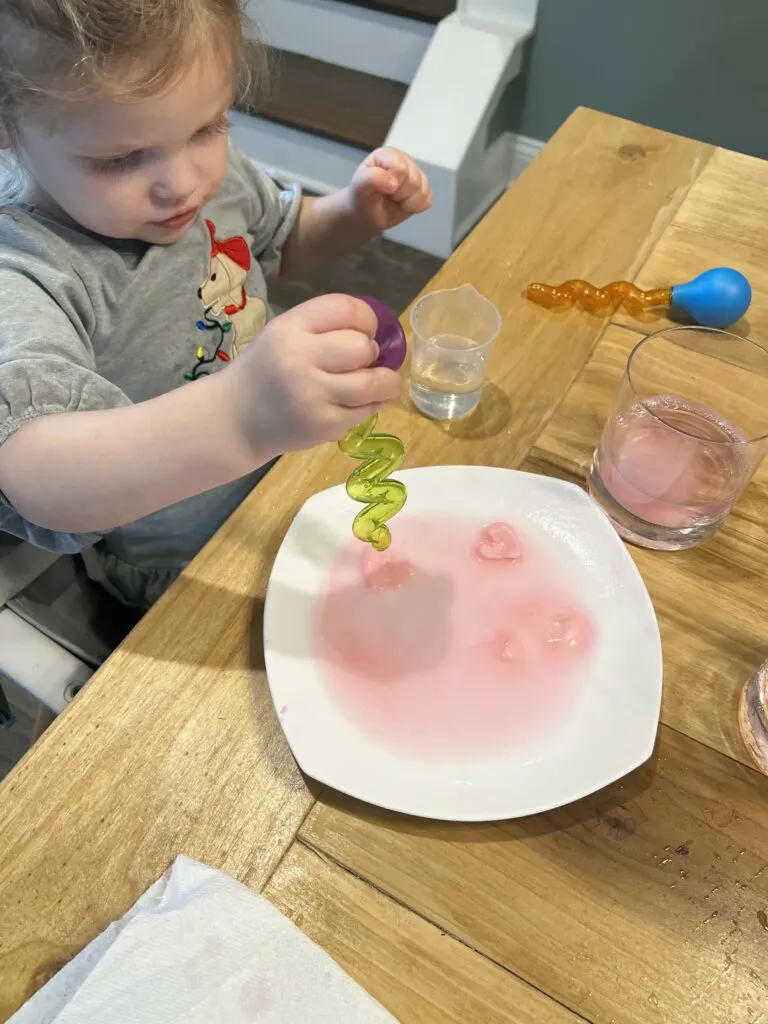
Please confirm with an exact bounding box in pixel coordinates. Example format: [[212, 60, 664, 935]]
[[226, 295, 402, 456], [347, 148, 432, 231]]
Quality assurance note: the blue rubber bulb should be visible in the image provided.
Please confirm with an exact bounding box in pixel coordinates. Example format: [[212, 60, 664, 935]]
[[670, 267, 751, 328]]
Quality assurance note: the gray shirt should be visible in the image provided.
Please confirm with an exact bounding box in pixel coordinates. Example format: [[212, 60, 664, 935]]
[[0, 145, 301, 606]]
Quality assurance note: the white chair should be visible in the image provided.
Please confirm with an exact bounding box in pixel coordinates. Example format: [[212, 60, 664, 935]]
[[0, 538, 138, 745], [0, 539, 92, 723]]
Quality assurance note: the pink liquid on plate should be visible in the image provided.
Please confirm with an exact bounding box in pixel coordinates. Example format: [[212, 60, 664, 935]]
[[598, 395, 750, 529], [315, 517, 595, 760]]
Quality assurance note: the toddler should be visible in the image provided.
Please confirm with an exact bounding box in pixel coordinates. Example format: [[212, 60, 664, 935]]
[[0, 0, 431, 607]]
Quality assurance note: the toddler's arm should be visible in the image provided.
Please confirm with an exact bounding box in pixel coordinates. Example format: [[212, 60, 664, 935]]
[[0, 297, 399, 535], [0, 370, 255, 533], [281, 148, 432, 278]]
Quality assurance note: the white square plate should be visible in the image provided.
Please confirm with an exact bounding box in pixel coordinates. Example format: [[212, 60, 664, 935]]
[[264, 466, 662, 821]]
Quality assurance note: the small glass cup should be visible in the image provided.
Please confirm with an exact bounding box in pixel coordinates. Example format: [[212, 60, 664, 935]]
[[588, 326, 768, 550], [739, 662, 768, 774], [409, 284, 501, 420]]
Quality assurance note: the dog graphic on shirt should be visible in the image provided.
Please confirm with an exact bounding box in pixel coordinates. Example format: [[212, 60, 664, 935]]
[[198, 219, 267, 357]]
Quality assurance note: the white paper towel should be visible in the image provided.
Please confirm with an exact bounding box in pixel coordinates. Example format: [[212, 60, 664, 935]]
[[11, 855, 397, 1023]]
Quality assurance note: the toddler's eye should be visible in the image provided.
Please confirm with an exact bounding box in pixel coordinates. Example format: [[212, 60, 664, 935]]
[[193, 115, 232, 141], [88, 151, 145, 175]]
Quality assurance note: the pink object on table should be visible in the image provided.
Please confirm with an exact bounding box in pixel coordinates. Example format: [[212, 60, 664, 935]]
[[315, 515, 595, 761]]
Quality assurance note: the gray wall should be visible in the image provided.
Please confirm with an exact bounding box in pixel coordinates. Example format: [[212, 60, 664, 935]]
[[502, 0, 768, 158]]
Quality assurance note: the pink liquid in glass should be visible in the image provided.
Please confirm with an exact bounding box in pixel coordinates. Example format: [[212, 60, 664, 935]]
[[315, 517, 595, 761], [598, 395, 750, 530]]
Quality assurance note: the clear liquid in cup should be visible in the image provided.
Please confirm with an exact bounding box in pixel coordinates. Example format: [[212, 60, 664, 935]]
[[410, 334, 486, 420], [589, 394, 751, 549]]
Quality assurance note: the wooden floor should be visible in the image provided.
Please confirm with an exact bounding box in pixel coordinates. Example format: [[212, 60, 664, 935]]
[[269, 235, 441, 315], [0, 236, 441, 782]]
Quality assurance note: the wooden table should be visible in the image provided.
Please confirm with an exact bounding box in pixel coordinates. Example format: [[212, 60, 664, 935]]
[[2, 108, 768, 1024]]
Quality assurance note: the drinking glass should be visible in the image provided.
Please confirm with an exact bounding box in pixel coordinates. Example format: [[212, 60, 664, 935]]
[[409, 284, 501, 420], [588, 326, 768, 550], [740, 663, 768, 774]]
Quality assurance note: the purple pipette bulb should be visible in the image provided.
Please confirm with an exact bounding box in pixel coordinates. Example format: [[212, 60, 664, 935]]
[[357, 295, 407, 372]]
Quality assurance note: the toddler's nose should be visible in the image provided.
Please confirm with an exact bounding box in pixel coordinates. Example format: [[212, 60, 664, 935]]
[[151, 154, 198, 206]]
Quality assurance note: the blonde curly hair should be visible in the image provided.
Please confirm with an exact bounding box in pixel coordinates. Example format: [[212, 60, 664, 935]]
[[0, 0, 264, 198], [2, 0, 257, 113]]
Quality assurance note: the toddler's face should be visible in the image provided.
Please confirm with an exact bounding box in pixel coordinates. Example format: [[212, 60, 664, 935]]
[[13, 54, 233, 243]]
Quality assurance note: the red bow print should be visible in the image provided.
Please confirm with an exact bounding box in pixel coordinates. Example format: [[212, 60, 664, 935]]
[[205, 219, 251, 272]]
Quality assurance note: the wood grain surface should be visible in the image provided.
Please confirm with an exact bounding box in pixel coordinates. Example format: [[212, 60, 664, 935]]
[[345, 0, 456, 23], [525, 323, 768, 769], [610, 148, 768, 338], [4, 110, 764, 1023], [265, 842, 581, 1023], [238, 49, 407, 151], [301, 728, 768, 1024]]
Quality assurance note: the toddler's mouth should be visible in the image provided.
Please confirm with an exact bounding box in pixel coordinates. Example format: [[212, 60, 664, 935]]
[[151, 206, 199, 230]]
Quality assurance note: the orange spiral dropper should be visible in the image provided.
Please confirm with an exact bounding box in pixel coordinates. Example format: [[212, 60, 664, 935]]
[[525, 279, 671, 316], [524, 269, 753, 328]]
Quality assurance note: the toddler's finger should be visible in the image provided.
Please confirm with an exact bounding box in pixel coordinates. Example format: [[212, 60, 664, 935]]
[[333, 402, 391, 437], [330, 366, 402, 409], [355, 165, 399, 197], [400, 183, 433, 215], [289, 294, 378, 339], [313, 330, 378, 373], [369, 147, 409, 182], [389, 162, 423, 203]]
